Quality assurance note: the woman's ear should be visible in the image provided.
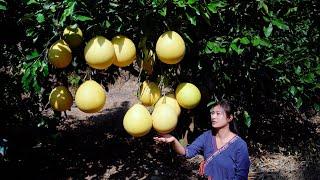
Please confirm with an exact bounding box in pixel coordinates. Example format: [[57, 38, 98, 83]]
[[227, 114, 234, 122]]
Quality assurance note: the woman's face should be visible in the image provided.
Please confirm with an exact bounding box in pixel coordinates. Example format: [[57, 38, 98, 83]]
[[210, 105, 232, 129]]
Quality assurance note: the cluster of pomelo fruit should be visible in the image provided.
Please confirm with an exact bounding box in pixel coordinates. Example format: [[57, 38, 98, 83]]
[[47, 25, 201, 137], [48, 24, 139, 114], [122, 31, 201, 137], [123, 81, 201, 137]]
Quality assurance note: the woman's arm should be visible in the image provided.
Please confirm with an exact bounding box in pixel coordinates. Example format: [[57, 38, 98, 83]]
[[153, 134, 186, 155], [234, 143, 250, 179]]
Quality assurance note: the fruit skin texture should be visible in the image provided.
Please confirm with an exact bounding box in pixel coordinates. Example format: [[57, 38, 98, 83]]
[[139, 81, 161, 106], [112, 35, 136, 67], [63, 25, 83, 48], [156, 31, 185, 64], [49, 86, 73, 111], [155, 93, 181, 116], [175, 82, 201, 109], [84, 36, 115, 70], [123, 104, 153, 137], [48, 39, 72, 68], [75, 80, 106, 113], [152, 104, 178, 134]]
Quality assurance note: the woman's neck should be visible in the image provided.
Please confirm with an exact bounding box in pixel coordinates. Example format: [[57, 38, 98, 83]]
[[213, 126, 234, 140]]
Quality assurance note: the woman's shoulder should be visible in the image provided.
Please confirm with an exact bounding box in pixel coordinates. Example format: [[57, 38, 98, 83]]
[[234, 135, 249, 149]]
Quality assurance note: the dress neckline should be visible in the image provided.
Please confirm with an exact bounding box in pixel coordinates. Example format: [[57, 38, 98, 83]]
[[212, 133, 238, 152]]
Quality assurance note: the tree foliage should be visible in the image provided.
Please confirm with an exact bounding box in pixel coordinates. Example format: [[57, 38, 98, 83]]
[[1, 0, 319, 132]]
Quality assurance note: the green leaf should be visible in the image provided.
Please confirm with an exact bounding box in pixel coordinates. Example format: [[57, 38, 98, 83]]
[[240, 37, 250, 45], [104, 20, 111, 28], [230, 43, 244, 55], [302, 73, 315, 84], [289, 86, 297, 96], [186, 12, 196, 26], [316, 64, 320, 75], [251, 36, 271, 47], [183, 32, 193, 43], [294, 66, 301, 75], [272, 18, 289, 30], [73, 14, 93, 21], [314, 103, 320, 112], [59, 1, 76, 27], [0, 2, 6, 11], [263, 23, 273, 38], [295, 97, 303, 108], [26, 50, 39, 61], [252, 36, 260, 46], [257, 1, 268, 14], [26, 0, 38, 5], [187, 0, 197, 5], [243, 111, 251, 128], [36, 13, 45, 23], [158, 7, 167, 17], [207, 1, 227, 14], [173, 0, 186, 8], [206, 41, 226, 54], [22, 67, 31, 91]]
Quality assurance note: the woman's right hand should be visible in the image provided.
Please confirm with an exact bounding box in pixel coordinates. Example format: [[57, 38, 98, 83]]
[[153, 134, 176, 144]]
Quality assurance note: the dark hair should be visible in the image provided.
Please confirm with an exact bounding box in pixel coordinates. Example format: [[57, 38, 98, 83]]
[[211, 100, 238, 134]]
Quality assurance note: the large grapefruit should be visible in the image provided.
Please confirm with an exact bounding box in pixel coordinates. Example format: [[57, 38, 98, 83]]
[[75, 80, 106, 113], [154, 93, 181, 116], [175, 82, 201, 109], [112, 35, 136, 67], [139, 81, 161, 106], [49, 86, 73, 111], [84, 36, 115, 70], [63, 25, 83, 48], [156, 31, 185, 64], [48, 39, 72, 68], [152, 104, 178, 134], [123, 104, 153, 137]]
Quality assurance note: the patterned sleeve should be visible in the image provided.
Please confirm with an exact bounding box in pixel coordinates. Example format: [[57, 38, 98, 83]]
[[185, 132, 206, 158], [234, 141, 250, 179]]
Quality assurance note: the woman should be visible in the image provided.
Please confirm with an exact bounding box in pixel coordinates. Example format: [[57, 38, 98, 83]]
[[153, 100, 250, 179]]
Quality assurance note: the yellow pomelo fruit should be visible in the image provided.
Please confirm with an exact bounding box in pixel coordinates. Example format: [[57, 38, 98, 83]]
[[112, 35, 136, 67], [48, 39, 72, 68], [175, 82, 201, 109], [156, 31, 185, 64], [63, 25, 83, 48], [152, 104, 178, 134], [139, 81, 161, 106], [155, 93, 181, 116], [123, 103, 153, 137], [49, 86, 73, 111], [75, 80, 106, 113], [84, 36, 115, 70]]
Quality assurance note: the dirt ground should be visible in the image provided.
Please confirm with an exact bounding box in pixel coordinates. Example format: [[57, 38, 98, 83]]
[[21, 70, 318, 180]]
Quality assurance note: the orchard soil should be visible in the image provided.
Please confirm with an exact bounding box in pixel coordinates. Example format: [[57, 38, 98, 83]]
[[4, 70, 319, 180]]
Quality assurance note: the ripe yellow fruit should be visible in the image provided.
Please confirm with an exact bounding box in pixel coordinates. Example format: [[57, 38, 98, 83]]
[[84, 36, 115, 70], [49, 86, 73, 111], [112, 35, 136, 67], [155, 93, 181, 116], [123, 103, 153, 137], [152, 104, 178, 134], [139, 81, 161, 106], [48, 39, 72, 68], [156, 31, 185, 64], [175, 82, 201, 109], [63, 25, 83, 48], [75, 80, 106, 113]]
